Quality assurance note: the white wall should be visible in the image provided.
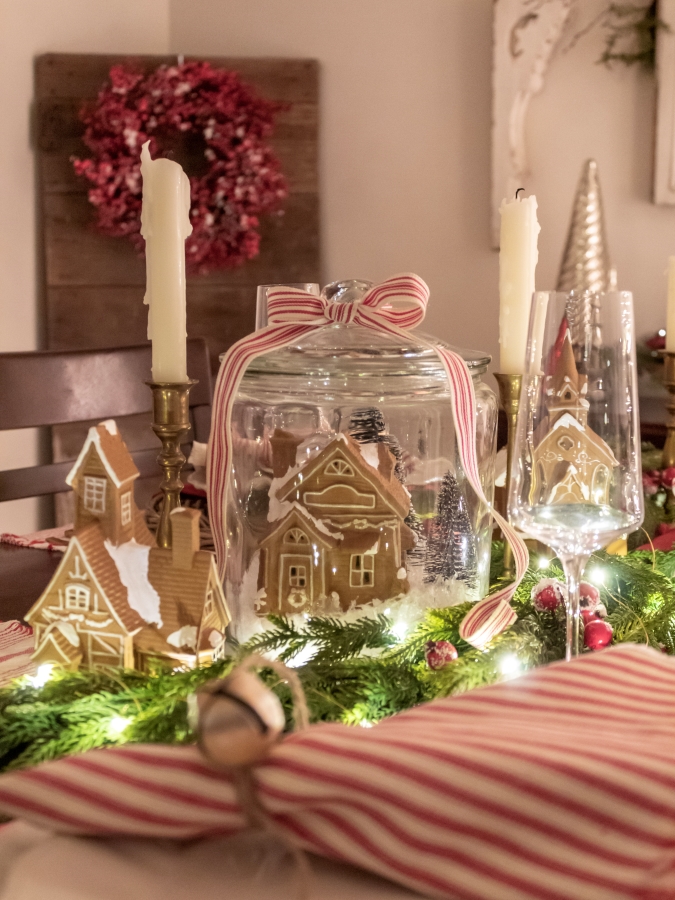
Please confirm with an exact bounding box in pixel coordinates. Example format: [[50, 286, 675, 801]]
[[170, 0, 499, 354], [528, 1, 670, 337], [0, 0, 170, 532], [169, 0, 675, 345]]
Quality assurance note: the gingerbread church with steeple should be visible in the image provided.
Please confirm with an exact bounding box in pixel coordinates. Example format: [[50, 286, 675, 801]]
[[26, 421, 230, 671], [530, 329, 618, 506]]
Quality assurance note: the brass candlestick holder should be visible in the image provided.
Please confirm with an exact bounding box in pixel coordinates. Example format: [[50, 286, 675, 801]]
[[494, 373, 522, 579], [148, 379, 197, 549], [660, 351, 675, 468]]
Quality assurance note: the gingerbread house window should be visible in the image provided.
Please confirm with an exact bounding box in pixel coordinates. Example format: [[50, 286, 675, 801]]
[[350, 554, 375, 587], [289, 565, 307, 588], [83, 476, 106, 513], [204, 589, 214, 617], [325, 459, 354, 476], [285, 528, 309, 544], [557, 436, 574, 453], [121, 491, 132, 525], [65, 584, 90, 610]]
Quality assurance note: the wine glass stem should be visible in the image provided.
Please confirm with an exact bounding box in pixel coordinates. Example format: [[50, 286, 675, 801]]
[[559, 554, 588, 661]]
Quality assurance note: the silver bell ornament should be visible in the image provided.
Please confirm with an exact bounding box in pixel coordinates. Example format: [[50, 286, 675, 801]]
[[189, 654, 308, 769]]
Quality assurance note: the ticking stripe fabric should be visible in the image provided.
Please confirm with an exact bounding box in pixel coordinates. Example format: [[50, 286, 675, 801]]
[[206, 274, 528, 647], [0, 620, 35, 686], [1, 644, 675, 900]]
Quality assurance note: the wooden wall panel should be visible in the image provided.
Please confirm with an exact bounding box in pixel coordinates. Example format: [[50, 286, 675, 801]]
[[35, 53, 321, 370]]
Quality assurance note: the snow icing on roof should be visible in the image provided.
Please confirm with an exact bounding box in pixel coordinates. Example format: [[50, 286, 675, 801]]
[[65, 420, 137, 489], [358, 442, 380, 471], [54, 621, 79, 646], [167, 625, 198, 651], [551, 412, 585, 433], [104, 539, 163, 627]]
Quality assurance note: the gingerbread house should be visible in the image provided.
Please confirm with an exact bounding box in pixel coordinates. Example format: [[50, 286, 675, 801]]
[[257, 434, 414, 615], [26, 421, 230, 671], [531, 330, 618, 506]]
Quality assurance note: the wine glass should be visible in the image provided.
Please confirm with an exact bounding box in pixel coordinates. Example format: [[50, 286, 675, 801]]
[[508, 290, 643, 660]]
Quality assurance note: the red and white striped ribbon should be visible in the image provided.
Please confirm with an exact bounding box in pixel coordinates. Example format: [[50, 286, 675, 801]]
[[2, 644, 675, 900], [0, 620, 35, 686], [207, 275, 528, 646]]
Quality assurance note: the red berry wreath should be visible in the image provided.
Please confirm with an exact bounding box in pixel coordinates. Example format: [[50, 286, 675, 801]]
[[73, 61, 288, 274]]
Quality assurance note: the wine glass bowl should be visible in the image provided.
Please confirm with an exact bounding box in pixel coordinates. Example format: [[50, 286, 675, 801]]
[[508, 290, 643, 658]]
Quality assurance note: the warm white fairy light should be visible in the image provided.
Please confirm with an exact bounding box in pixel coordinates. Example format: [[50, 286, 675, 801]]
[[107, 716, 132, 739], [538, 556, 549, 570], [391, 620, 409, 641], [498, 654, 522, 679], [27, 664, 54, 688], [588, 567, 606, 586], [286, 643, 318, 669]]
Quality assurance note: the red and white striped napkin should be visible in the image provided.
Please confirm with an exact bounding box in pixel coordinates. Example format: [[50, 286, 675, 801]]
[[0, 620, 35, 686], [0, 644, 674, 899]]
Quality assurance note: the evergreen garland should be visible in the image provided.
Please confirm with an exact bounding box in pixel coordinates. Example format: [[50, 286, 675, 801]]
[[2, 543, 675, 774]]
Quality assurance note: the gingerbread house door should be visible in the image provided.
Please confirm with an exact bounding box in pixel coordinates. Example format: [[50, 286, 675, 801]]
[[279, 553, 313, 612]]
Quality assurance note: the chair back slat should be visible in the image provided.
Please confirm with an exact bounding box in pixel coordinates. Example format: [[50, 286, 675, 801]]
[[0, 339, 213, 503], [0, 340, 212, 431]]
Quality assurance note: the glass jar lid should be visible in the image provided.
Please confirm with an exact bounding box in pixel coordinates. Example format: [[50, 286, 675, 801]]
[[240, 279, 491, 379]]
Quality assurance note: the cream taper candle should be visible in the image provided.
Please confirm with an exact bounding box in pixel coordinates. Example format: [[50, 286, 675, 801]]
[[140, 141, 192, 383], [498, 193, 540, 374], [667, 256, 675, 352]]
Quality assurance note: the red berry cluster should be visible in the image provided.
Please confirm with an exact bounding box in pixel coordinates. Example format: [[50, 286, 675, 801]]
[[425, 640, 458, 671], [643, 467, 675, 496], [531, 578, 613, 651], [73, 62, 288, 274]]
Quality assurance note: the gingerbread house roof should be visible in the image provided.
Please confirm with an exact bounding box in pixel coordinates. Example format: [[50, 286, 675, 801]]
[[66, 420, 140, 489], [537, 412, 619, 467], [133, 548, 228, 656], [33, 622, 82, 666], [73, 509, 155, 633], [277, 434, 411, 519], [260, 503, 343, 551], [549, 330, 586, 396]]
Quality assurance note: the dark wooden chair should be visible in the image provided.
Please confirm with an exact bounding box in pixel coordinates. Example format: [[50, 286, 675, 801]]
[[0, 338, 212, 502], [0, 338, 213, 621]]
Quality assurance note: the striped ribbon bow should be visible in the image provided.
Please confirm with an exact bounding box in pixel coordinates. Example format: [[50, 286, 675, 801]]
[[207, 274, 528, 647]]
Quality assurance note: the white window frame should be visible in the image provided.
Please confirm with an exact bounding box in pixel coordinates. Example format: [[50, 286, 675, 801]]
[[325, 459, 354, 476], [350, 554, 375, 587], [83, 476, 106, 513], [289, 565, 307, 588], [284, 528, 309, 544], [204, 589, 214, 618], [120, 490, 132, 525], [65, 584, 90, 610]]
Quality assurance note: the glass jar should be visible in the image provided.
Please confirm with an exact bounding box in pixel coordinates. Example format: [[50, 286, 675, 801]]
[[222, 280, 498, 640]]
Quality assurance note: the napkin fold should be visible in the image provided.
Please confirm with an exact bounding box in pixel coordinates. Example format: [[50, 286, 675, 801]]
[[0, 644, 674, 900]]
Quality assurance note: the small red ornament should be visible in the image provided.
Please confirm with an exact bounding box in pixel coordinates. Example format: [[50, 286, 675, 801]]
[[578, 581, 600, 612], [581, 609, 598, 625], [531, 578, 566, 613], [425, 640, 458, 670], [584, 618, 613, 651]]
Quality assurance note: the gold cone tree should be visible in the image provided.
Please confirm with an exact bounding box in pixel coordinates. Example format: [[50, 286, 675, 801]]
[[558, 159, 615, 356], [557, 159, 614, 294]]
